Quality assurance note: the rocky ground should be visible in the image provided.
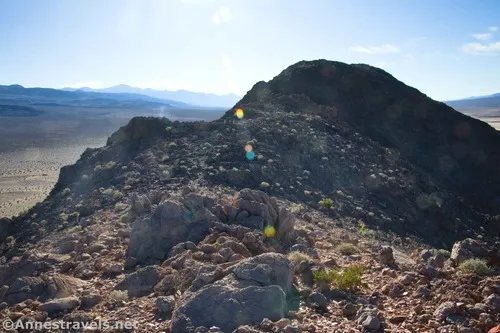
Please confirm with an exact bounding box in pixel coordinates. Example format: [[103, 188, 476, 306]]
[[0, 60, 499, 332]]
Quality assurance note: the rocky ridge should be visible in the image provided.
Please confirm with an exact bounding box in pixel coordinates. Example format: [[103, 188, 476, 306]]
[[0, 60, 500, 332]]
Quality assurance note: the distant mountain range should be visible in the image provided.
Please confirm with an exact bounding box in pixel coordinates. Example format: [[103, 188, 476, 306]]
[[446, 93, 500, 110], [62, 84, 241, 108], [0, 84, 188, 109]]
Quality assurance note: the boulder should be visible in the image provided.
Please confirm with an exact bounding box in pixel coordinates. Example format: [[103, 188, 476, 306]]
[[38, 296, 80, 314], [379, 246, 396, 265], [156, 295, 176, 318], [451, 238, 500, 266], [3, 274, 87, 305], [231, 189, 296, 244], [126, 200, 215, 264], [170, 253, 293, 333], [114, 266, 161, 297]]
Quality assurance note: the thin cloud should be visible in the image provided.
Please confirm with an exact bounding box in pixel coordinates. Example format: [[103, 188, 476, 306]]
[[212, 6, 231, 25], [460, 41, 500, 55], [471, 33, 492, 41], [462, 27, 500, 55], [349, 44, 401, 55], [470, 27, 498, 41]]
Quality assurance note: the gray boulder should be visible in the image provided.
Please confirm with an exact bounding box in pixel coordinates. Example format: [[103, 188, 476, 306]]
[[38, 296, 80, 314], [114, 265, 161, 297], [356, 305, 381, 331], [170, 253, 293, 333], [131, 193, 152, 216], [231, 189, 296, 244], [3, 274, 87, 305], [126, 199, 215, 264]]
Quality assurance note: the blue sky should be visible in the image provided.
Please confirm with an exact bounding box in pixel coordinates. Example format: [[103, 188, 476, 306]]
[[0, 0, 499, 100]]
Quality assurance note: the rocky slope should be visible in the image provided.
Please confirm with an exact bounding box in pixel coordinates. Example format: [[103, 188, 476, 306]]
[[0, 60, 499, 333]]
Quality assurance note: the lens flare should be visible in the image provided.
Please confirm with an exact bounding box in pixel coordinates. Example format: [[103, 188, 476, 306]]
[[245, 144, 253, 152], [246, 151, 255, 160], [235, 108, 244, 119], [264, 225, 276, 238]]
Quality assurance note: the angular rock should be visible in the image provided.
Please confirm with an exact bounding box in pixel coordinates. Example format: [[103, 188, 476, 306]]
[[156, 295, 176, 318], [356, 305, 381, 331], [379, 246, 396, 265], [127, 200, 215, 264], [114, 266, 160, 297], [170, 253, 293, 333], [38, 296, 80, 314]]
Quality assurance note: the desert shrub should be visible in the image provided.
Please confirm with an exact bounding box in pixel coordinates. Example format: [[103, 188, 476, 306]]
[[123, 185, 132, 191], [288, 251, 313, 265], [313, 265, 365, 290], [68, 225, 83, 233], [5, 236, 15, 245], [68, 212, 79, 222], [105, 161, 117, 169], [438, 249, 451, 258], [59, 212, 68, 222], [119, 213, 129, 224], [102, 188, 114, 196], [114, 202, 128, 212], [94, 164, 102, 172], [125, 177, 139, 185], [319, 198, 334, 209], [458, 259, 491, 276], [358, 221, 368, 234], [109, 290, 129, 302], [113, 191, 124, 200], [290, 203, 304, 214], [61, 188, 72, 196], [336, 243, 360, 255]]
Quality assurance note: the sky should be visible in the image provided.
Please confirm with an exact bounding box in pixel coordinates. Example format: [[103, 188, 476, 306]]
[[0, 0, 499, 101]]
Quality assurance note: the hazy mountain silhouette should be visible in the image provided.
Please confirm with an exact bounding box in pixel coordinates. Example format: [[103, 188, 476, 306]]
[[446, 93, 500, 112], [0, 84, 189, 109], [63, 84, 241, 108]]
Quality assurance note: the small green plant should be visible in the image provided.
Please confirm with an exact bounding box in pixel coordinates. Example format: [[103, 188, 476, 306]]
[[312, 267, 332, 283], [61, 188, 72, 196], [68, 211, 79, 222], [458, 259, 491, 276], [105, 161, 117, 169], [102, 188, 114, 196], [358, 220, 368, 234], [59, 212, 68, 222], [119, 213, 129, 224], [319, 198, 334, 209], [125, 177, 139, 185], [312, 265, 365, 290], [113, 191, 124, 200], [109, 290, 129, 302], [288, 251, 313, 265], [68, 225, 83, 233], [114, 202, 128, 212], [438, 249, 451, 258], [5, 236, 15, 245], [336, 243, 360, 256], [290, 203, 304, 214]]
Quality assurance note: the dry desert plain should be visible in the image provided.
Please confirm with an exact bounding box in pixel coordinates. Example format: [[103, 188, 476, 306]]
[[0, 106, 224, 218]]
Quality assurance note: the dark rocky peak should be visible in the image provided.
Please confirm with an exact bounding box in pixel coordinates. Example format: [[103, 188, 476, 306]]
[[227, 59, 500, 214]]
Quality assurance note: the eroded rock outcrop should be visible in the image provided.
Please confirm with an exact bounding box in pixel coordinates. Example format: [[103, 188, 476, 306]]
[[171, 253, 294, 333]]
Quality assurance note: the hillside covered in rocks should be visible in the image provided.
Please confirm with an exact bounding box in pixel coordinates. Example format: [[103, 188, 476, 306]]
[[0, 60, 499, 333]]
